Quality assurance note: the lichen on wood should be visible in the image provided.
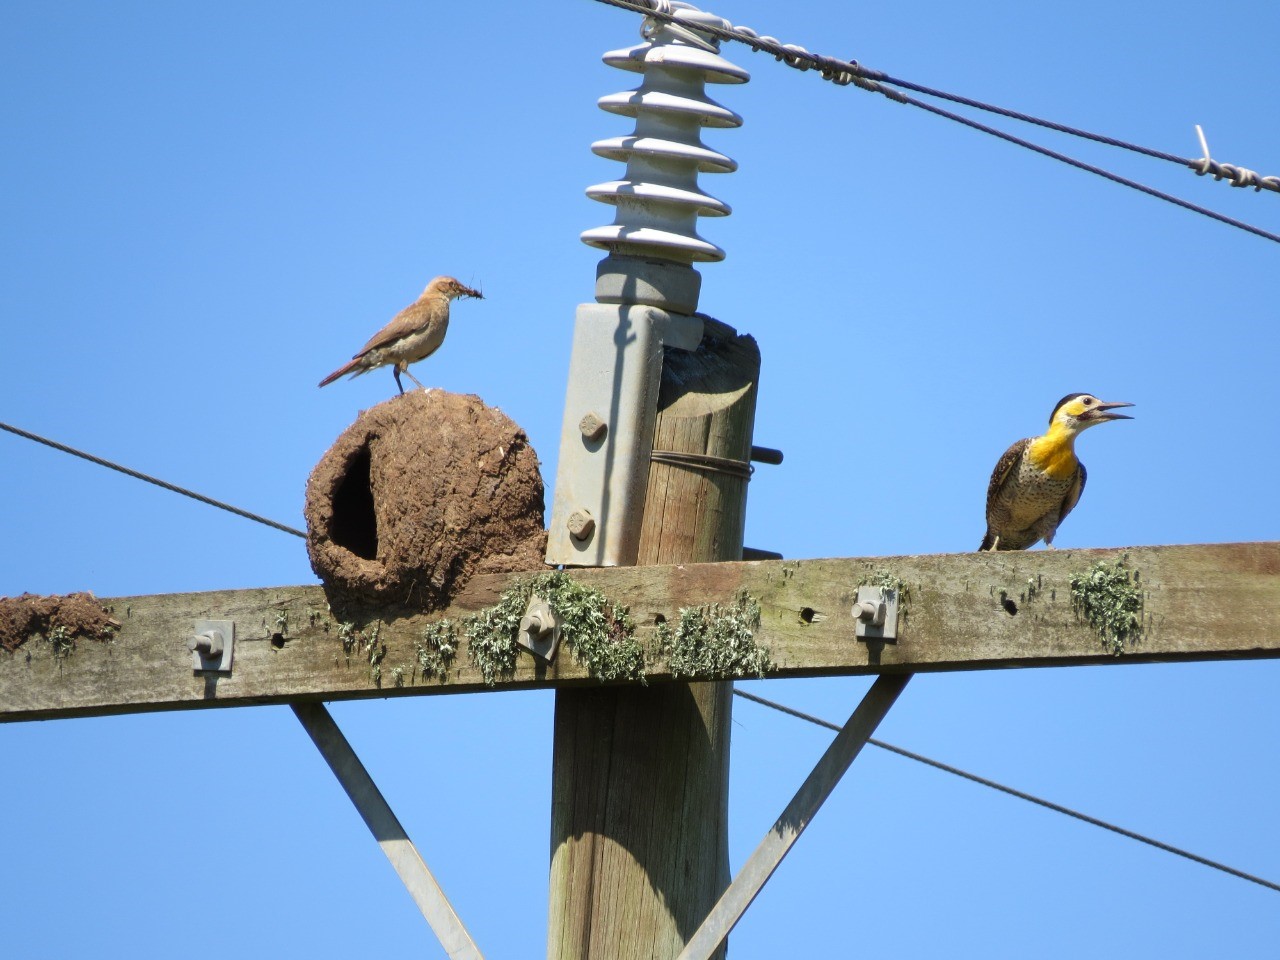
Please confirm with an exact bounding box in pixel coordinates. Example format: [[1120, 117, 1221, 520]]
[[657, 589, 771, 679], [1069, 557, 1144, 655], [416, 619, 460, 684], [338, 620, 386, 685], [858, 571, 910, 609], [463, 571, 643, 686]]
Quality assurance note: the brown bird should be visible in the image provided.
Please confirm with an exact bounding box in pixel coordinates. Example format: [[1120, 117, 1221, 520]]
[[318, 276, 483, 394], [980, 393, 1134, 551]]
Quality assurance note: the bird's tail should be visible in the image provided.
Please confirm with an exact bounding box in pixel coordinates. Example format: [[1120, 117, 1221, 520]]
[[318, 357, 364, 388]]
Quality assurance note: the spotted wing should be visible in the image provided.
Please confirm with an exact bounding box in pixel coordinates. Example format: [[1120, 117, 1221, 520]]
[[986, 438, 1030, 514], [1058, 460, 1087, 527]]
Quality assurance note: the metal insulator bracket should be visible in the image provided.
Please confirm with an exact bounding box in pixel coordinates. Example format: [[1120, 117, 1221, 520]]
[[546, 303, 703, 567]]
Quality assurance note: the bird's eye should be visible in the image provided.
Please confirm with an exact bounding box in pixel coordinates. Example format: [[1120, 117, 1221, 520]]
[[1082, 397, 1094, 405]]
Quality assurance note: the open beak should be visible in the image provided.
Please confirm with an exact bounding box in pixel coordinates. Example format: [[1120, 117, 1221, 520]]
[[1084, 400, 1135, 422], [461, 284, 484, 300]]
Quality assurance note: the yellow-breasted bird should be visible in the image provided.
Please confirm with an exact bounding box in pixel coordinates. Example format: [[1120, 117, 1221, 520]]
[[319, 276, 483, 394], [980, 393, 1134, 551]]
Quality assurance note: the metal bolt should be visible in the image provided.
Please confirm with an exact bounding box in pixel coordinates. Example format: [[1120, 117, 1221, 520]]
[[188, 629, 225, 658], [750, 445, 784, 465], [520, 600, 559, 643], [579, 412, 608, 442], [567, 509, 596, 542], [852, 602, 886, 627]]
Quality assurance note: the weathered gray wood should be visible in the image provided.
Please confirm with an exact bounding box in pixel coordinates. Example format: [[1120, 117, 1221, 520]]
[[2, 541, 1278, 723], [547, 324, 760, 960]]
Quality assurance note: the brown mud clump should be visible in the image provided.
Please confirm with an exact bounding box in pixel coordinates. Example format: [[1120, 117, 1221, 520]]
[[305, 390, 547, 613], [0, 592, 120, 653]]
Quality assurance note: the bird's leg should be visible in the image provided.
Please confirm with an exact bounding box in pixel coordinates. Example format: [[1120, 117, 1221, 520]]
[[393, 366, 406, 395], [986, 536, 1000, 551], [401, 367, 428, 391]]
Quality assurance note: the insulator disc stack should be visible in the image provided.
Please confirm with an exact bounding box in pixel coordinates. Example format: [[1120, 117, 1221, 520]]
[[582, 4, 748, 311]]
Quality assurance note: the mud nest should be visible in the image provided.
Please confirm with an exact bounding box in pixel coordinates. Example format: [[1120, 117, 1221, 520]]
[[0, 592, 120, 653], [305, 390, 547, 612]]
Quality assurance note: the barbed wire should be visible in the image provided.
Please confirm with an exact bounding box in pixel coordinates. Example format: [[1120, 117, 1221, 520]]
[[589, 0, 1280, 243], [733, 687, 1280, 895]]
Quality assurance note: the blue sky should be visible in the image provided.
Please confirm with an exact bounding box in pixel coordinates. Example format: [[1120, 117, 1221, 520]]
[[3, 1, 1278, 957]]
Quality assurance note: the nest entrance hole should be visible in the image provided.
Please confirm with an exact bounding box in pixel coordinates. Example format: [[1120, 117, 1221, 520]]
[[331, 445, 378, 561]]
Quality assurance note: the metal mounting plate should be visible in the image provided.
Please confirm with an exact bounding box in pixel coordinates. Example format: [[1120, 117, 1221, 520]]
[[854, 587, 899, 642], [190, 619, 234, 672], [546, 302, 703, 567]]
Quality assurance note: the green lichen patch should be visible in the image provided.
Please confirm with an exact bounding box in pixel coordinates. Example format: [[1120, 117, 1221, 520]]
[[338, 620, 386, 685], [416, 619, 460, 684], [858, 571, 910, 610], [657, 590, 771, 680], [1070, 557, 1144, 655], [463, 587, 527, 686], [463, 571, 644, 686], [47, 624, 76, 659], [546, 574, 643, 683]]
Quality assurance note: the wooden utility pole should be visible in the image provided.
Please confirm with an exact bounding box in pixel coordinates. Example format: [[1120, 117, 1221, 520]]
[[547, 322, 760, 959]]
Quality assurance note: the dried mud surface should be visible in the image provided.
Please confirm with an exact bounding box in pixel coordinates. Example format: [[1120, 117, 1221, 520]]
[[305, 390, 547, 613], [0, 592, 120, 652]]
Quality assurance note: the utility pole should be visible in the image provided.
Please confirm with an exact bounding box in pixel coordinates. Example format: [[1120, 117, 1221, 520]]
[[545, 4, 752, 956]]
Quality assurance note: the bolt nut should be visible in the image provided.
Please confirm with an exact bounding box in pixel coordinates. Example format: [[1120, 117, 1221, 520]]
[[567, 509, 596, 542], [520, 600, 559, 642], [852, 602, 886, 627], [579, 413, 608, 442], [188, 629, 224, 658]]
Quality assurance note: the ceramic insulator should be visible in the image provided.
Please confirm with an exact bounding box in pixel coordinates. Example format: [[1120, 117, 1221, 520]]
[[581, 4, 748, 269]]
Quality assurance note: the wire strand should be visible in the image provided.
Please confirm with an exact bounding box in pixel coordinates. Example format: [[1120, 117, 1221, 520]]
[[0, 421, 307, 539], [6, 415, 1276, 895], [589, 0, 1280, 241], [732, 687, 1280, 895]]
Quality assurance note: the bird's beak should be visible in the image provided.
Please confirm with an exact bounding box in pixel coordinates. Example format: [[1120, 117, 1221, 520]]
[[461, 285, 484, 300], [1082, 400, 1135, 422]]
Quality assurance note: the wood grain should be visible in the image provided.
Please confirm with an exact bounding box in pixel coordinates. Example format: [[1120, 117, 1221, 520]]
[[2, 542, 1277, 723]]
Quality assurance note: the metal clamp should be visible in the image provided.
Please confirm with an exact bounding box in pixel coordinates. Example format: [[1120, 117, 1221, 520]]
[[852, 587, 899, 642], [545, 303, 704, 567], [189, 619, 234, 672], [516, 596, 562, 663]]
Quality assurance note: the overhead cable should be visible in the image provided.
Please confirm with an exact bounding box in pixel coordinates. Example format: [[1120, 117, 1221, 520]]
[[590, 0, 1280, 243], [733, 687, 1280, 895], [7, 415, 1278, 897], [0, 420, 306, 539]]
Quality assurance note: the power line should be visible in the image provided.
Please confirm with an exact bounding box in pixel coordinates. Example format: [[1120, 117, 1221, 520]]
[[733, 687, 1280, 895], [590, 0, 1280, 243], [0, 421, 306, 540], [7, 416, 1276, 896]]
